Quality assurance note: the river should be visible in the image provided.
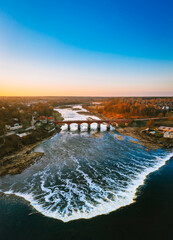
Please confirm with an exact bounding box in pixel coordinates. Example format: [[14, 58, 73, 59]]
[[0, 104, 172, 224]]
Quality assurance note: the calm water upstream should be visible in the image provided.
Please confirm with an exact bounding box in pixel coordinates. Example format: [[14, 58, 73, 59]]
[[0, 105, 172, 223]]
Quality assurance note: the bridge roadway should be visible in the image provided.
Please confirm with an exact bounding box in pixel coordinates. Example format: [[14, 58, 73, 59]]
[[53, 117, 169, 131]]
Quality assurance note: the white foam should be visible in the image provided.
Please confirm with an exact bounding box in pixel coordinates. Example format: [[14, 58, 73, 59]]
[[1, 152, 172, 222]]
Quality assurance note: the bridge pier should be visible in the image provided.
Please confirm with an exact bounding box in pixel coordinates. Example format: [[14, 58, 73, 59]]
[[88, 123, 91, 131], [78, 124, 81, 131], [107, 123, 110, 131], [97, 123, 101, 131], [67, 124, 70, 131]]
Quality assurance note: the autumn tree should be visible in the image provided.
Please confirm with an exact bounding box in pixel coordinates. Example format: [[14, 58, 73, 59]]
[[146, 120, 155, 129]]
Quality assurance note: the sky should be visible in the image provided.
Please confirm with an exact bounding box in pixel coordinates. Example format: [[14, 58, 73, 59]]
[[0, 0, 173, 96]]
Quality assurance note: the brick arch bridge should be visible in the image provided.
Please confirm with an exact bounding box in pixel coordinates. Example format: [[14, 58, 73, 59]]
[[53, 119, 133, 131]]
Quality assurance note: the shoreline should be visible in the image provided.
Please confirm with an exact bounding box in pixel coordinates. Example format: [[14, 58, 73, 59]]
[[1, 138, 173, 223], [73, 109, 173, 150], [0, 129, 58, 177], [115, 126, 173, 150]]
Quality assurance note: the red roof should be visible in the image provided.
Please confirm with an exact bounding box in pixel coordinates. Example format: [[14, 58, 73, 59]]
[[39, 116, 46, 119], [47, 117, 54, 120], [38, 116, 54, 121]]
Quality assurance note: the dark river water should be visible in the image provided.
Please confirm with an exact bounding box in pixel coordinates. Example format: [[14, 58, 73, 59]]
[[0, 105, 173, 239]]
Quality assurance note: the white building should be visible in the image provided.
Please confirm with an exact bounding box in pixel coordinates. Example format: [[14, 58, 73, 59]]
[[6, 123, 23, 131], [31, 116, 37, 127], [164, 131, 173, 138], [158, 126, 173, 132]]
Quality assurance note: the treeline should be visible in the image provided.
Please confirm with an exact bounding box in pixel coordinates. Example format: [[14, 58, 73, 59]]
[[88, 97, 173, 119], [0, 128, 56, 158], [0, 100, 55, 135], [0, 102, 53, 123]]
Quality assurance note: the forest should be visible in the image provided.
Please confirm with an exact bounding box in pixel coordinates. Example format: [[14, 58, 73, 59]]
[[87, 97, 173, 119]]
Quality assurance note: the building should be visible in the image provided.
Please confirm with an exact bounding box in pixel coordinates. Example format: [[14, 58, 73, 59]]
[[38, 116, 47, 124], [164, 131, 173, 138], [37, 116, 55, 124], [162, 106, 169, 110], [31, 116, 37, 127], [47, 116, 55, 122], [5, 125, 11, 130], [158, 126, 173, 132], [13, 118, 18, 121], [5, 123, 23, 131], [16, 132, 31, 138]]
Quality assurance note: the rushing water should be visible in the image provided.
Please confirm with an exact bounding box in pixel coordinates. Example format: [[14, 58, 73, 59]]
[[0, 105, 172, 222]]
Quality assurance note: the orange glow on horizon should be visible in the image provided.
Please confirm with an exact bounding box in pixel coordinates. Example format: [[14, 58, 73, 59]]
[[0, 84, 172, 97]]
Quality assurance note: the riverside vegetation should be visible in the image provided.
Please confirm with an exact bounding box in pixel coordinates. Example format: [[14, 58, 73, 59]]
[[0, 98, 64, 176], [86, 97, 173, 149]]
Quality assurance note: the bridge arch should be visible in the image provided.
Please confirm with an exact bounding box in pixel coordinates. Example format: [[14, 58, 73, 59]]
[[53, 119, 134, 132]]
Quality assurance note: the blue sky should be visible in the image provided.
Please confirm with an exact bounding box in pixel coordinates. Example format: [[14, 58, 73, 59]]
[[0, 0, 173, 96]]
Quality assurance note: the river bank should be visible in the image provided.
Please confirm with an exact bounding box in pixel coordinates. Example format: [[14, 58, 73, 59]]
[[0, 105, 103, 177], [115, 126, 173, 150], [78, 108, 173, 150], [0, 129, 58, 177], [69, 107, 173, 150]]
